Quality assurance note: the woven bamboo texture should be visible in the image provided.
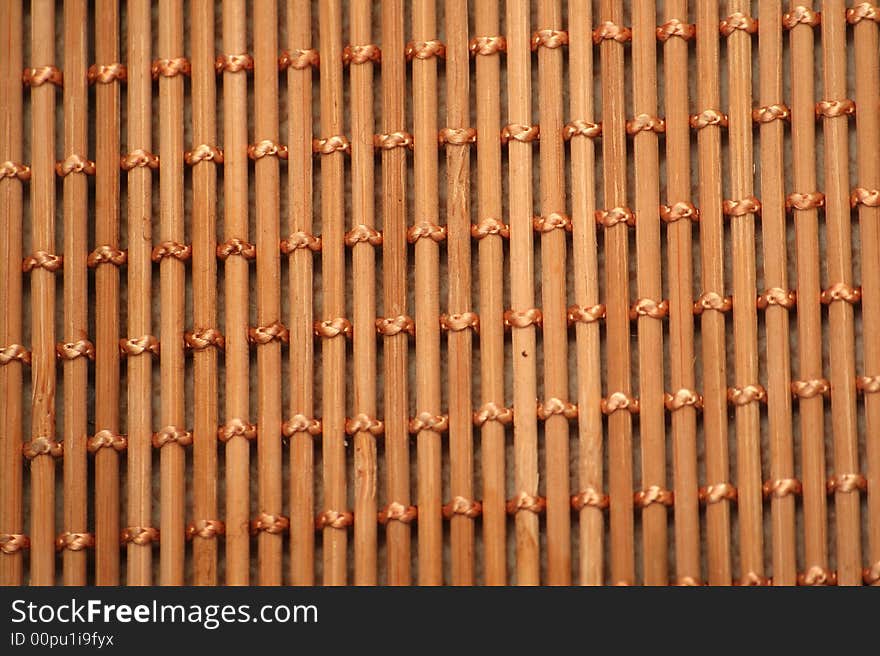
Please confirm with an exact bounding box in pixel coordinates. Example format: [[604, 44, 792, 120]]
[[1, 0, 880, 586]]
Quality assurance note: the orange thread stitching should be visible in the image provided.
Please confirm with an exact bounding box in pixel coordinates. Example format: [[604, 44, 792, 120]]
[[23, 251, 63, 272], [87, 430, 127, 453], [217, 238, 256, 260], [501, 123, 540, 144], [723, 197, 762, 217], [694, 292, 732, 314], [752, 103, 790, 123], [567, 304, 606, 325], [22, 437, 63, 460], [380, 502, 418, 524], [88, 63, 127, 84], [798, 567, 836, 586], [313, 135, 351, 155], [374, 132, 414, 150], [471, 218, 510, 239], [345, 414, 384, 436], [728, 384, 767, 405], [185, 328, 225, 351], [601, 392, 640, 415], [282, 415, 322, 437], [407, 222, 446, 243], [215, 53, 253, 73], [279, 49, 320, 70], [690, 109, 729, 129], [151, 57, 190, 78], [442, 497, 481, 519], [848, 3, 880, 23], [626, 114, 666, 135], [816, 99, 856, 118], [469, 35, 506, 56], [186, 519, 225, 540], [699, 483, 738, 504], [218, 418, 257, 442], [634, 486, 674, 508], [56, 154, 95, 176], [660, 202, 700, 223], [630, 298, 669, 320], [55, 532, 94, 552], [827, 473, 867, 494], [121, 149, 159, 170], [56, 339, 95, 361], [248, 140, 288, 160], [405, 40, 446, 60], [151, 241, 191, 262], [537, 398, 578, 420], [563, 119, 602, 140], [342, 44, 381, 65], [851, 188, 880, 208], [657, 19, 695, 41], [0, 344, 31, 366], [376, 315, 415, 336], [786, 191, 825, 211], [121, 526, 159, 546], [248, 321, 290, 344], [281, 232, 322, 253], [344, 224, 383, 247], [119, 335, 159, 357], [23, 66, 63, 87], [821, 283, 862, 305], [593, 21, 632, 43], [0, 534, 30, 554], [506, 492, 546, 514], [315, 510, 353, 530], [665, 389, 703, 411], [152, 426, 193, 448], [531, 29, 569, 50], [409, 412, 448, 433], [864, 561, 880, 585], [595, 207, 636, 228], [757, 288, 797, 310], [504, 308, 542, 329], [185, 144, 224, 165], [250, 513, 289, 535], [762, 478, 802, 498], [440, 312, 479, 333], [439, 127, 477, 145], [783, 6, 821, 29], [857, 375, 880, 394], [314, 318, 352, 339], [571, 488, 610, 511], [533, 212, 571, 233], [473, 402, 513, 427], [720, 13, 758, 36], [88, 245, 127, 267], [0, 161, 31, 181]]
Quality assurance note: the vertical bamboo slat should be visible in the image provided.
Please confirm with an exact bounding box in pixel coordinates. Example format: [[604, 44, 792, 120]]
[[725, 0, 764, 584], [790, 0, 828, 591], [287, 0, 316, 587], [253, 0, 284, 587], [852, 0, 880, 588], [536, 0, 572, 586], [662, 0, 701, 586], [0, 0, 25, 587], [411, 0, 444, 586], [505, 0, 540, 585], [157, 0, 188, 586], [27, 0, 59, 586], [318, 0, 349, 586], [125, 0, 156, 586], [631, 0, 667, 586], [349, 0, 379, 586], [380, 0, 412, 586], [444, 0, 475, 586], [220, 0, 251, 586], [568, 0, 604, 587], [757, 0, 795, 585], [821, 0, 862, 586], [93, 0, 123, 586], [189, 0, 220, 585], [60, 0, 90, 586], [473, 0, 507, 586], [598, 0, 635, 586]]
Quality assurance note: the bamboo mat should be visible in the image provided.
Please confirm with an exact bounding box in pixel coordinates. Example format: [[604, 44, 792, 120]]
[[1, 0, 879, 586]]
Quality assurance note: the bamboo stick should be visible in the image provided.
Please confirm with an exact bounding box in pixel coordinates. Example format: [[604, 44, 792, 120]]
[[821, 0, 862, 586], [473, 0, 507, 586], [380, 0, 412, 586], [661, 0, 701, 586], [597, 0, 635, 586], [92, 0, 123, 586], [505, 0, 541, 585], [695, 0, 732, 585], [189, 0, 220, 585], [789, 0, 828, 588], [851, 0, 880, 587], [631, 0, 667, 586], [27, 0, 59, 586], [536, 0, 571, 586], [0, 0, 25, 587], [349, 0, 379, 585], [318, 0, 349, 586], [125, 0, 156, 586], [444, 0, 475, 586], [253, 0, 284, 586], [758, 0, 795, 586], [60, 0, 90, 586], [411, 0, 444, 586], [220, 0, 252, 586], [725, 0, 764, 584], [568, 0, 604, 587], [157, 0, 188, 586], [287, 0, 316, 587]]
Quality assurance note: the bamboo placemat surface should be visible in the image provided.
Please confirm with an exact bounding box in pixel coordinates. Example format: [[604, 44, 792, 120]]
[[1, 0, 879, 586]]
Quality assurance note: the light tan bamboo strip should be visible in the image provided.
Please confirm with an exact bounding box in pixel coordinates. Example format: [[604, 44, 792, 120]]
[[93, 0, 122, 586], [444, 0, 475, 586], [0, 0, 25, 587], [125, 0, 155, 586], [695, 0, 732, 584], [221, 0, 251, 586], [190, 0, 219, 585], [726, 0, 764, 583], [412, 0, 444, 586], [632, 0, 667, 586], [852, 0, 880, 587], [350, 0, 379, 585], [790, 0, 828, 587], [662, 0, 700, 585], [758, 0, 795, 585], [288, 0, 315, 587], [474, 0, 507, 586], [157, 0, 187, 586], [536, 0, 571, 586], [60, 0, 89, 586], [821, 0, 862, 586], [380, 0, 412, 586], [505, 0, 540, 585], [28, 0, 59, 586], [254, 0, 284, 586], [568, 0, 604, 587], [318, 0, 348, 586], [598, 0, 635, 586]]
